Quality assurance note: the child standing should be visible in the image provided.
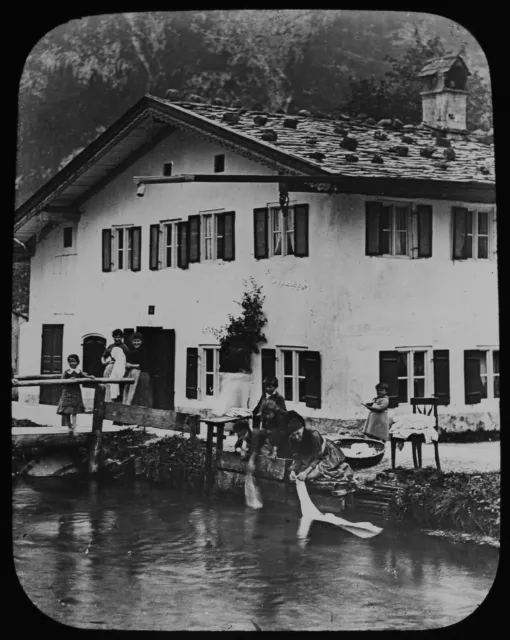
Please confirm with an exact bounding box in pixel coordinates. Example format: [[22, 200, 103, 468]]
[[102, 329, 129, 402], [57, 354, 94, 436], [362, 382, 390, 441], [252, 376, 287, 430]]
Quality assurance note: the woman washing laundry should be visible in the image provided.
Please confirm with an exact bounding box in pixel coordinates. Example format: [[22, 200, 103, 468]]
[[247, 399, 289, 473], [287, 412, 354, 484]]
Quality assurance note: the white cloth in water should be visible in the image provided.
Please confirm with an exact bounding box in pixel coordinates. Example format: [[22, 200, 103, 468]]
[[295, 480, 382, 539], [107, 346, 127, 399], [245, 472, 263, 510], [390, 413, 438, 444]]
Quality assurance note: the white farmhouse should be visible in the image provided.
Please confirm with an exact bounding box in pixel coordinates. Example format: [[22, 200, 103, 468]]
[[14, 55, 497, 434]]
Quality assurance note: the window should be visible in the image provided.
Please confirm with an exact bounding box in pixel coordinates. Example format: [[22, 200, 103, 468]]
[[264, 348, 321, 408], [379, 349, 450, 406], [396, 350, 428, 404], [163, 162, 173, 177], [464, 348, 500, 403], [214, 154, 225, 173], [281, 349, 307, 402], [192, 211, 235, 262], [254, 204, 309, 259], [101, 226, 141, 272], [63, 227, 73, 248], [150, 221, 180, 270], [453, 208, 495, 260], [185, 346, 221, 400], [202, 347, 220, 397], [270, 207, 295, 257], [116, 227, 132, 270], [366, 202, 432, 258]]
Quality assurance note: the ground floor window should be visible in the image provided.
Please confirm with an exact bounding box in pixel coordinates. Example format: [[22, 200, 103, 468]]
[[379, 348, 450, 406], [201, 346, 220, 398], [260, 347, 321, 408], [465, 348, 499, 404]]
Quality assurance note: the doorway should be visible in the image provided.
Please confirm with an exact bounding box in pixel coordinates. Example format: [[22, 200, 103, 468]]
[[40, 324, 63, 405], [124, 327, 175, 410]]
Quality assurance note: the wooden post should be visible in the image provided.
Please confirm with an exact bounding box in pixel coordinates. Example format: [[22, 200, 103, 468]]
[[390, 438, 397, 469], [88, 385, 105, 474], [206, 423, 214, 470], [215, 424, 225, 467], [434, 442, 441, 471]]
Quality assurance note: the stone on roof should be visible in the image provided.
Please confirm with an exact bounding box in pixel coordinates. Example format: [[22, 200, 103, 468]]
[[158, 98, 494, 185]]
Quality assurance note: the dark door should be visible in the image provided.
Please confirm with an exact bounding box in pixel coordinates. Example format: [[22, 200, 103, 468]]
[[40, 324, 64, 405], [137, 327, 175, 410], [83, 335, 107, 377]]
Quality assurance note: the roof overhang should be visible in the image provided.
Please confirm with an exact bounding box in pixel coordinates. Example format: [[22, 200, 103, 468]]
[[14, 94, 495, 243]]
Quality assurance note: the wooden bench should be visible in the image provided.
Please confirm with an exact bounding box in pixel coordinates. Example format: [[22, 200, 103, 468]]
[[390, 398, 441, 471]]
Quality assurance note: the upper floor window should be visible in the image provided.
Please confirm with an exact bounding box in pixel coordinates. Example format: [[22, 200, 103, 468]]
[[366, 202, 432, 258], [379, 349, 450, 406], [149, 220, 181, 270], [101, 226, 141, 272], [193, 211, 236, 263], [163, 162, 173, 177], [254, 204, 309, 260], [464, 348, 500, 404], [63, 227, 73, 248], [453, 208, 495, 260], [214, 154, 225, 173]]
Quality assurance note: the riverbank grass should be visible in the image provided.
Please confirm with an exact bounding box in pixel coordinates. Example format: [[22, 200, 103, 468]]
[[378, 468, 500, 544]]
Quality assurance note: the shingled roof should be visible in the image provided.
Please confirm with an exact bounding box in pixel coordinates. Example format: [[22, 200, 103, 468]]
[[158, 97, 494, 185], [418, 55, 470, 77]]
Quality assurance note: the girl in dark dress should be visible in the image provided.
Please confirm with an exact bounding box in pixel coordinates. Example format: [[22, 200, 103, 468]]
[[57, 354, 95, 435], [123, 332, 153, 407], [287, 415, 354, 484]]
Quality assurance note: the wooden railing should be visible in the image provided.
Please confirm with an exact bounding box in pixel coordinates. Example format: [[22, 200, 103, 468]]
[[12, 376, 200, 475]]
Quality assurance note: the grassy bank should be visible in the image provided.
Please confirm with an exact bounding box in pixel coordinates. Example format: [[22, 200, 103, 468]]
[[375, 468, 500, 546]]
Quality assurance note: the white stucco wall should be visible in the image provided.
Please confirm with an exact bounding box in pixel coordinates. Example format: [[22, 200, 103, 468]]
[[18, 127, 499, 429]]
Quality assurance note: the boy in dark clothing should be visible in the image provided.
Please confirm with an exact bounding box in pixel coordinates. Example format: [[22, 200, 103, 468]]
[[252, 376, 287, 430]]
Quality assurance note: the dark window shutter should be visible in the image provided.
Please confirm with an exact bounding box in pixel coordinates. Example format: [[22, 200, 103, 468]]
[[366, 201, 382, 256], [216, 213, 226, 260], [149, 224, 160, 270], [102, 229, 112, 272], [177, 221, 189, 269], [188, 215, 201, 263], [186, 347, 199, 399], [464, 350, 481, 404], [294, 204, 309, 257], [223, 211, 236, 261], [130, 226, 142, 271], [261, 349, 276, 385], [417, 205, 433, 258], [453, 207, 468, 259], [254, 208, 269, 259], [379, 351, 399, 407], [433, 350, 450, 405], [124, 328, 135, 349], [304, 351, 321, 409]]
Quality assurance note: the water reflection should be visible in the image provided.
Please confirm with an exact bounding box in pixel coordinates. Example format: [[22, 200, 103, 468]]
[[13, 478, 498, 631]]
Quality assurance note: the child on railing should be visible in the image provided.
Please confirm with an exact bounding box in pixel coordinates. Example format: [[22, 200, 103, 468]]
[[57, 354, 95, 436]]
